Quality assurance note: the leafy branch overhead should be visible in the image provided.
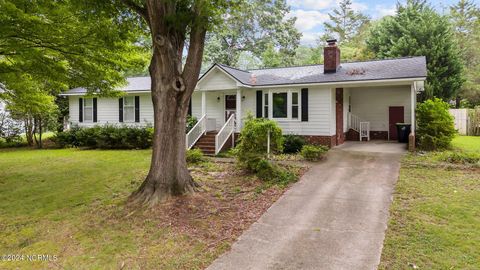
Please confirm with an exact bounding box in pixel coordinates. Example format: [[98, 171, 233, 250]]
[[0, 0, 148, 94]]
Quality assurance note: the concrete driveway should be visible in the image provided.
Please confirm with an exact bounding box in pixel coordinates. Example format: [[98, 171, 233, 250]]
[[207, 142, 405, 270]]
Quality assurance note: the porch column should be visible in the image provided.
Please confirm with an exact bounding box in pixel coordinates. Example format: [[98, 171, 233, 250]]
[[409, 83, 416, 151], [236, 88, 242, 131], [410, 83, 416, 134], [201, 91, 206, 116]]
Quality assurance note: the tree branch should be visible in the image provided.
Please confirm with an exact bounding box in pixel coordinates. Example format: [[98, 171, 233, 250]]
[[120, 0, 149, 24]]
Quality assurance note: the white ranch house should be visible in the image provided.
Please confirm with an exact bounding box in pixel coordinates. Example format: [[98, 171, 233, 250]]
[[63, 40, 427, 154]]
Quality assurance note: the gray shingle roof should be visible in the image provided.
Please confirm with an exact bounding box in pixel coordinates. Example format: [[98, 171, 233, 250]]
[[65, 76, 151, 95], [214, 56, 427, 86], [64, 56, 426, 95]]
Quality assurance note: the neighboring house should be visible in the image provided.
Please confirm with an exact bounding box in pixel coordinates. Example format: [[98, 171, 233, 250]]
[[62, 39, 427, 154]]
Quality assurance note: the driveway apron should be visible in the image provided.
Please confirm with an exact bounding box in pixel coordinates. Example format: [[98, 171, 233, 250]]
[[207, 145, 404, 270]]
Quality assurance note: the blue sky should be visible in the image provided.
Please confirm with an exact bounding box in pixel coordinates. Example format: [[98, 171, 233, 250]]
[[286, 0, 467, 46]]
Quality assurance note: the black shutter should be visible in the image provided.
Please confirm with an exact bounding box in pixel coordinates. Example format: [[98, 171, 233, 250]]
[[134, 96, 140, 122], [119, 98, 123, 122], [256, 90, 263, 118], [301, 88, 308, 122], [79, 98, 83, 122], [93, 98, 97, 122], [188, 98, 192, 116]]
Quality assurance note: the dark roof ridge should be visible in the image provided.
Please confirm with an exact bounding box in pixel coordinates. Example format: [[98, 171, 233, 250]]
[[243, 56, 425, 71], [216, 63, 251, 73]]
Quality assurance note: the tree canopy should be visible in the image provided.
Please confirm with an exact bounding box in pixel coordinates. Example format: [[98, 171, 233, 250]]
[[203, 0, 301, 69], [0, 0, 147, 94], [450, 0, 480, 107], [366, 0, 464, 101]]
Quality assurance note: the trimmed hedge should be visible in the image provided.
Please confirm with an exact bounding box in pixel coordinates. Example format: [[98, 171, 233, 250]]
[[53, 125, 153, 149]]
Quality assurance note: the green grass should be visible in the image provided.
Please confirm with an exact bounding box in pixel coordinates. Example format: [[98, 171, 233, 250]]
[[379, 136, 480, 269], [452, 136, 480, 153], [0, 148, 295, 269]]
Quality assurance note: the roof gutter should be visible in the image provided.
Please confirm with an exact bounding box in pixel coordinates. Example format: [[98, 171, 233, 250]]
[[237, 77, 427, 89], [59, 90, 152, 96]]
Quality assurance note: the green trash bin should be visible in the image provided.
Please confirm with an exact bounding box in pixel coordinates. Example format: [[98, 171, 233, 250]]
[[396, 123, 411, 143]]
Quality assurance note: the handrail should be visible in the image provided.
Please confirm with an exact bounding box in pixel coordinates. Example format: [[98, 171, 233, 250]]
[[186, 114, 207, 150], [348, 112, 360, 132], [215, 113, 235, 155]]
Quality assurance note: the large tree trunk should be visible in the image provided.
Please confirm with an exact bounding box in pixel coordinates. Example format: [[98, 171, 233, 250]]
[[129, 1, 206, 205], [130, 75, 197, 205]]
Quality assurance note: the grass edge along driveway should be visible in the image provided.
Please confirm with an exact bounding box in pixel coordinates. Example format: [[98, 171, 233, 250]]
[[379, 136, 480, 269]]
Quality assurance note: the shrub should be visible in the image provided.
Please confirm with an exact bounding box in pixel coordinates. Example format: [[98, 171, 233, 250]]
[[254, 158, 295, 186], [300, 145, 328, 161], [283, 134, 306, 154], [235, 115, 283, 171], [53, 125, 153, 149], [441, 151, 480, 164], [186, 148, 205, 164], [416, 98, 456, 151], [234, 114, 293, 184]]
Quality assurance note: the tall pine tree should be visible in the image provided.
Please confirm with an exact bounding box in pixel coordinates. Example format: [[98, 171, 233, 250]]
[[366, 0, 464, 101], [323, 0, 369, 44]]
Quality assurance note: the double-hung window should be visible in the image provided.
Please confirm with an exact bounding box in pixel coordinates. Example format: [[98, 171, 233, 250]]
[[263, 90, 300, 120], [123, 96, 135, 122], [83, 98, 93, 122]]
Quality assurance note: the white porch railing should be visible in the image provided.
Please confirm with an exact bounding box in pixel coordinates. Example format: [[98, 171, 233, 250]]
[[215, 113, 235, 155], [360, 122, 370, 141], [348, 112, 371, 141], [348, 112, 360, 132], [186, 114, 207, 150]]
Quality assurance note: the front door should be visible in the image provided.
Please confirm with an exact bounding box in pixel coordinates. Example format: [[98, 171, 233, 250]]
[[389, 106, 404, 140], [225, 95, 236, 121]]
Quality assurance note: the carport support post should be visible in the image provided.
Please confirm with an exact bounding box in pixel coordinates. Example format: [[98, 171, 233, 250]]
[[409, 83, 416, 151]]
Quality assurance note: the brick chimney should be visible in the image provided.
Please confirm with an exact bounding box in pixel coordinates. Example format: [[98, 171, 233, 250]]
[[324, 39, 340, 73]]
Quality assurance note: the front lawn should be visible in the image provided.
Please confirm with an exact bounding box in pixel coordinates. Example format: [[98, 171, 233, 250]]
[[0, 148, 304, 269], [379, 136, 480, 269]]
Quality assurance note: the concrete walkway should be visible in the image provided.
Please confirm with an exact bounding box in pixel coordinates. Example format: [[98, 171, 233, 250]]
[[207, 142, 405, 270]]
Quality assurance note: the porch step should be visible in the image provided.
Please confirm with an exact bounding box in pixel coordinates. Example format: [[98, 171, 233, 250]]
[[193, 132, 218, 155]]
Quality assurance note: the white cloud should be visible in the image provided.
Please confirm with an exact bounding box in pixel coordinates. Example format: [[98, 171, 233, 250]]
[[287, 0, 335, 10], [300, 31, 323, 46], [350, 1, 368, 12], [287, 9, 329, 32], [374, 4, 396, 18]]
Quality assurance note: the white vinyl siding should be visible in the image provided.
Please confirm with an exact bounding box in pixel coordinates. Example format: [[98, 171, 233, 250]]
[[343, 88, 350, 132], [349, 85, 411, 132], [197, 68, 238, 90], [69, 94, 153, 127], [192, 87, 333, 136]]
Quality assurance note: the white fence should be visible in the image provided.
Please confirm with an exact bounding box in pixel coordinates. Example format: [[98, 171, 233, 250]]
[[449, 109, 468, 135]]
